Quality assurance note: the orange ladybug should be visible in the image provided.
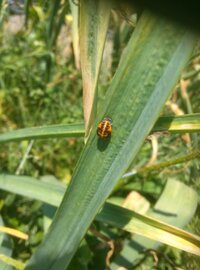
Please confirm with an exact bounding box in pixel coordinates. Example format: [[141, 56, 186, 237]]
[[97, 117, 112, 139]]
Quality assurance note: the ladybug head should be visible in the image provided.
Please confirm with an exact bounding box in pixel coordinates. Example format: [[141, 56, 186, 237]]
[[103, 117, 112, 124]]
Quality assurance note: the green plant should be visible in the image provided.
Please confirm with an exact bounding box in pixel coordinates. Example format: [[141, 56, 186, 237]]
[[0, 1, 199, 270]]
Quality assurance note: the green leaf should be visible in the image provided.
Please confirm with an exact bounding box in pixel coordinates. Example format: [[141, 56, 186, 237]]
[[24, 0, 31, 27], [0, 123, 84, 144], [0, 175, 64, 207], [0, 217, 13, 270], [0, 113, 199, 145], [0, 113, 199, 144], [25, 11, 198, 270], [32, 5, 46, 22], [80, 0, 111, 136], [101, 202, 200, 256], [0, 217, 4, 246], [0, 255, 24, 270], [0, 175, 199, 258], [50, 1, 69, 47], [47, 0, 62, 45], [111, 179, 199, 269], [153, 113, 200, 133], [69, 0, 80, 69], [134, 148, 200, 175]]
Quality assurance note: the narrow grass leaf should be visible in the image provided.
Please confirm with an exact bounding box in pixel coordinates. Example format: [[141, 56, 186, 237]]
[[99, 203, 200, 256], [0, 217, 13, 270], [0, 174, 65, 207], [0, 255, 24, 270], [0, 113, 199, 144], [137, 148, 200, 174], [47, 0, 61, 45], [80, 0, 111, 137], [0, 217, 4, 246], [32, 5, 46, 22], [0, 175, 199, 257], [24, 0, 31, 27], [0, 227, 28, 240], [153, 113, 200, 133], [0, 123, 84, 144], [111, 179, 199, 268], [50, 1, 68, 47], [118, 147, 200, 181], [69, 0, 80, 69]]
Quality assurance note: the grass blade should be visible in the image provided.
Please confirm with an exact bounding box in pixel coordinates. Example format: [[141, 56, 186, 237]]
[[100, 203, 200, 257], [137, 148, 200, 174], [51, 1, 69, 47], [0, 255, 24, 270], [0, 175, 65, 207], [0, 217, 13, 270], [0, 113, 199, 144], [69, 0, 80, 69], [46, 0, 61, 46], [111, 179, 199, 268], [0, 175, 199, 257], [0, 227, 28, 240], [119, 148, 200, 179], [0, 123, 84, 144], [24, 0, 31, 27], [153, 113, 200, 133], [80, 0, 111, 137]]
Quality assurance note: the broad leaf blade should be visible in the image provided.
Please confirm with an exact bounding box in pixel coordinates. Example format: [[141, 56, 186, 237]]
[[25, 12, 198, 270]]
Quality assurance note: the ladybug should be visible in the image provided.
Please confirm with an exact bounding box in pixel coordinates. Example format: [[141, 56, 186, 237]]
[[97, 117, 112, 139]]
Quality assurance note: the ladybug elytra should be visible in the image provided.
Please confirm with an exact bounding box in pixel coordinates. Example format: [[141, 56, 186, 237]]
[[97, 117, 112, 139]]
